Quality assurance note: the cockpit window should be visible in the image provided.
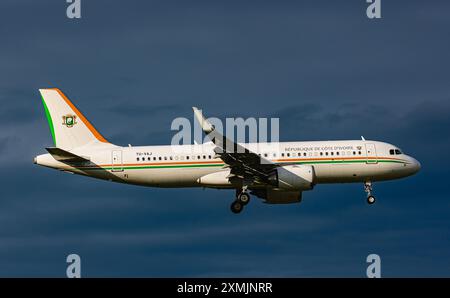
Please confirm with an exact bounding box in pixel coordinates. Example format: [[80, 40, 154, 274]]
[[395, 149, 402, 155], [389, 149, 395, 155]]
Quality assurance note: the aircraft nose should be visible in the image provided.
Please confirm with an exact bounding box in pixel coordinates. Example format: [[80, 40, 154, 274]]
[[410, 157, 421, 173]]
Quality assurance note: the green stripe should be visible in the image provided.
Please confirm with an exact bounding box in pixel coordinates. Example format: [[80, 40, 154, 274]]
[[80, 159, 405, 171], [81, 163, 225, 170], [295, 159, 405, 165], [41, 95, 56, 146]]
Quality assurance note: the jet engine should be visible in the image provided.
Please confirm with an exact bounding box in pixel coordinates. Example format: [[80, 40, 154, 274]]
[[268, 164, 316, 190]]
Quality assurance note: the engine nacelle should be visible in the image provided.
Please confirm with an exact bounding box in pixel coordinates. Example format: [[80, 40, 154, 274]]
[[268, 165, 315, 190], [197, 170, 232, 187]]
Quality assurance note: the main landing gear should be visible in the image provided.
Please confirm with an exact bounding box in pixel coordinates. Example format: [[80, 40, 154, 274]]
[[364, 181, 376, 205], [230, 188, 251, 214]]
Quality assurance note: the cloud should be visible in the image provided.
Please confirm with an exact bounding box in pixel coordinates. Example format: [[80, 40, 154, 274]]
[[108, 103, 182, 118]]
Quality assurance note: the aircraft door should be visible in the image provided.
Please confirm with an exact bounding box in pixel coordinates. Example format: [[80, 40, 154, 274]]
[[111, 150, 124, 172], [365, 143, 378, 164]]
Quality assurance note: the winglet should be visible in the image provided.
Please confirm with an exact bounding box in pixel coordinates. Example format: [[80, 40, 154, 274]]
[[193, 107, 215, 133]]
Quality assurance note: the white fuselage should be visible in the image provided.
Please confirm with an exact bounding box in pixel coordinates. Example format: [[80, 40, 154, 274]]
[[35, 140, 421, 188]]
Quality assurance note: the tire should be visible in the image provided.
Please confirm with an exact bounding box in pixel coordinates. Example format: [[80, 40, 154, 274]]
[[230, 200, 243, 214], [238, 193, 251, 205], [367, 195, 376, 205]]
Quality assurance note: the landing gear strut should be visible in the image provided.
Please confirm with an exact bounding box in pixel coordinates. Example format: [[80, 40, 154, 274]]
[[230, 187, 251, 214], [364, 181, 376, 205]]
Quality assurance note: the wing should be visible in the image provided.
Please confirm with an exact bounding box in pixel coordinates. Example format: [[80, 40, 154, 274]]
[[193, 107, 277, 185]]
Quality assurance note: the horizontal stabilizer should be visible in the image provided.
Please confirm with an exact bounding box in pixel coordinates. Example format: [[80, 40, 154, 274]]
[[46, 147, 89, 163]]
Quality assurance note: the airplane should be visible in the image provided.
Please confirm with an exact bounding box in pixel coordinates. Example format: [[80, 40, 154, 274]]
[[34, 88, 421, 214]]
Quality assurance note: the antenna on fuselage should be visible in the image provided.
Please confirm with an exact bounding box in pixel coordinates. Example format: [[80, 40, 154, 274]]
[[361, 136, 366, 141]]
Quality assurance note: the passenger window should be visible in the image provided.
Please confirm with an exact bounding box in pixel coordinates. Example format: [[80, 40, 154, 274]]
[[320, 152, 323, 156], [170, 156, 173, 160], [395, 149, 402, 155], [281, 153, 285, 157], [358, 151, 361, 155], [353, 151, 356, 155], [325, 152, 328, 156], [208, 155, 212, 159], [159, 157, 162, 161], [203, 155, 206, 159], [287, 153, 290, 157], [136, 157, 140, 161], [331, 152, 334, 156], [153, 157, 156, 161], [336, 152, 340, 156], [186, 156, 189, 160], [148, 157, 151, 161], [164, 156, 167, 160]]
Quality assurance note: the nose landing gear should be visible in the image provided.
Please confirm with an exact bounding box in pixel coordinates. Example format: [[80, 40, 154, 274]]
[[364, 181, 376, 205]]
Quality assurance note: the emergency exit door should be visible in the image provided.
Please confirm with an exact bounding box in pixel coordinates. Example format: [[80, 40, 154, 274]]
[[365, 143, 378, 164], [111, 150, 123, 172]]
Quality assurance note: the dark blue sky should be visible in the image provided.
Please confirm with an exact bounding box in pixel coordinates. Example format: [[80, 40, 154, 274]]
[[0, 0, 449, 277]]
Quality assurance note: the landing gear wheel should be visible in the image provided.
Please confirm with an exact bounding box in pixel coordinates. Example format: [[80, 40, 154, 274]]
[[364, 181, 376, 205], [230, 200, 243, 214], [238, 192, 250, 205]]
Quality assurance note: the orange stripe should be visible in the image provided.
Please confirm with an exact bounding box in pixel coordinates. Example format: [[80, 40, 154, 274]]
[[274, 156, 403, 162], [51, 88, 109, 143]]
